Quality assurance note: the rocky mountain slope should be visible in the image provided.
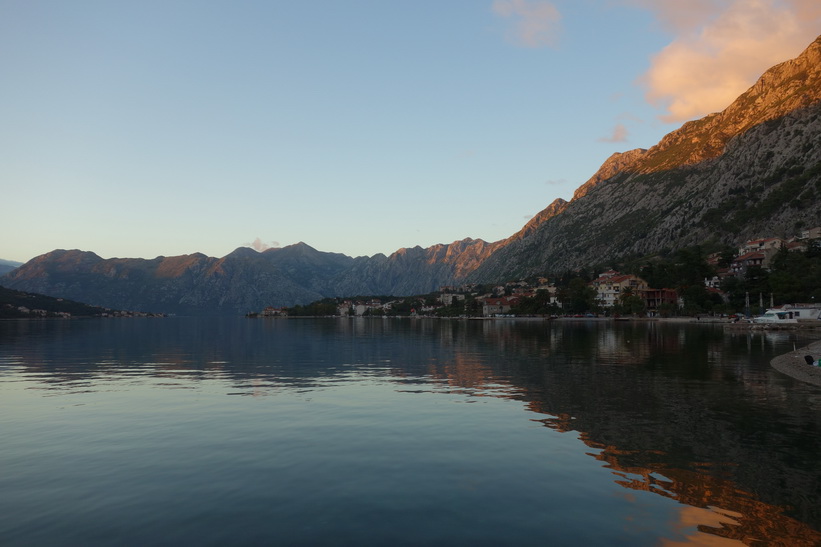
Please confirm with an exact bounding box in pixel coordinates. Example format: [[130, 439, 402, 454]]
[[467, 34, 821, 281], [3, 35, 821, 314]]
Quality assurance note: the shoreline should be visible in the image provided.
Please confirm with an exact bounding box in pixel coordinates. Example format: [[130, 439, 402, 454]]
[[770, 339, 821, 387], [255, 314, 821, 328]]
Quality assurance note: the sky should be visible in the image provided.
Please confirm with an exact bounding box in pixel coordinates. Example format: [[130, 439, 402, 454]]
[[2, 0, 820, 263]]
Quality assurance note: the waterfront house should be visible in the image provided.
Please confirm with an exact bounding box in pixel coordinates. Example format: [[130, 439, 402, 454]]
[[482, 296, 519, 316], [590, 272, 649, 308]]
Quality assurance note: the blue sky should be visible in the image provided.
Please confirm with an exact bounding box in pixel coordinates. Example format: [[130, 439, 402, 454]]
[[2, 1, 819, 262]]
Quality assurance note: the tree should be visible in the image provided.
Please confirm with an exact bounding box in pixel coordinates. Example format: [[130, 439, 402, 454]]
[[658, 302, 677, 318], [615, 288, 646, 316], [640, 260, 677, 289], [720, 276, 746, 312], [717, 246, 736, 269], [558, 277, 597, 313], [436, 296, 465, 317], [389, 298, 421, 316], [511, 289, 558, 316], [744, 266, 770, 313], [678, 284, 722, 315]]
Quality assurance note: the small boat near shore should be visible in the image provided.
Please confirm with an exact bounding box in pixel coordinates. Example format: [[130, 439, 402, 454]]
[[754, 309, 799, 324], [752, 305, 821, 325]]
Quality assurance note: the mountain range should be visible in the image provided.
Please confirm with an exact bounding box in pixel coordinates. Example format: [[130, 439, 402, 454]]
[[0, 259, 22, 277], [3, 35, 821, 315]]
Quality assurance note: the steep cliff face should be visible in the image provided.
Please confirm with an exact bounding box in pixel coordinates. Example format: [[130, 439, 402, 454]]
[[467, 35, 821, 281], [508, 198, 569, 240], [575, 35, 821, 185], [572, 150, 647, 200]]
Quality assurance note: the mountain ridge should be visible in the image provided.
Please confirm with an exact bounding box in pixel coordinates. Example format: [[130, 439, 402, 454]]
[[572, 35, 821, 202], [466, 34, 821, 281], [4, 35, 821, 313]]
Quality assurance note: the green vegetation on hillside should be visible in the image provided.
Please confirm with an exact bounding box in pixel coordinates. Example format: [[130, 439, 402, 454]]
[[701, 161, 821, 234], [0, 285, 163, 318], [0, 286, 107, 318], [621, 244, 821, 315], [720, 246, 821, 313], [286, 298, 340, 316]]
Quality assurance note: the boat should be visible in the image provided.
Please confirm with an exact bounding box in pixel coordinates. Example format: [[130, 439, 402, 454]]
[[752, 305, 821, 324], [753, 309, 798, 324]]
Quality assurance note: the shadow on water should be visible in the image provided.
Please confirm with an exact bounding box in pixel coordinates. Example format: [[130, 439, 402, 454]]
[[2, 317, 821, 544]]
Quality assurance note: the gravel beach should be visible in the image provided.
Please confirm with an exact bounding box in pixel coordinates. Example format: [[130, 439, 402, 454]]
[[770, 338, 821, 387]]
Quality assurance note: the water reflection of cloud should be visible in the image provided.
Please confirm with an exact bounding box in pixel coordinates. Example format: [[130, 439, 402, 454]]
[[585, 442, 821, 545], [660, 506, 745, 546]]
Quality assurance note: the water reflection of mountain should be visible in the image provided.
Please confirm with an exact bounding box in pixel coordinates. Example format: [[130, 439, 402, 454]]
[[3, 317, 821, 542], [468, 320, 821, 543]]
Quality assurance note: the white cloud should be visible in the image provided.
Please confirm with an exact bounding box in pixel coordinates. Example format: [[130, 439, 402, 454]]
[[637, 0, 821, 122], [492, 0, 562, 48], [598, 123, 629, 143], [248, 238, 280, 252]]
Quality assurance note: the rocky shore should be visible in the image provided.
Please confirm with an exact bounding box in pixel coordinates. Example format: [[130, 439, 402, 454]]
[[770, 339, 821, 387]]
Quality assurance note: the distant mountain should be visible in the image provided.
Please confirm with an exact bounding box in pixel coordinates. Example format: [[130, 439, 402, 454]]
[[0, 241, 497, 315], [0, 259, 22, 276], [3, 35, 821, 313], [0, 248, 329, 315]]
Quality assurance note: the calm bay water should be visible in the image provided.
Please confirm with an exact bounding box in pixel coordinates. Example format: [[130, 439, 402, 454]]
[[2, 317, 821, 546]]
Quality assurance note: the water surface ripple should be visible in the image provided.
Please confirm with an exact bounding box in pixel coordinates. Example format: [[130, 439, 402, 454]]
[[2, 317, 821, 545]]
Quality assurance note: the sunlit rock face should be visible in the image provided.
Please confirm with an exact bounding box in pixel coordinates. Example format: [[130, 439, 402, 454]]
[[467, 35, 821, 282]]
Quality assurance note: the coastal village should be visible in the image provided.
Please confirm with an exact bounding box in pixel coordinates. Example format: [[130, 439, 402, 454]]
[[257, 227, 821, 320]]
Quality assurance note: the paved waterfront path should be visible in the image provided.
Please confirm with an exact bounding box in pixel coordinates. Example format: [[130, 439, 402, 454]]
[[771, 338, 821, 387]]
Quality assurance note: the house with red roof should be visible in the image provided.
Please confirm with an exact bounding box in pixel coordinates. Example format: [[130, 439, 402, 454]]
[[590, 272, 648, 308], [481, 296, 520, 317]]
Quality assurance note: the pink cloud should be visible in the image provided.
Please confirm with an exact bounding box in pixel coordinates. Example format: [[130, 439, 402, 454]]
[[492, 0, 562, 48], [638, 0, 821, 122], [598, 123, 629, 143], [624, 0, 731, 33]]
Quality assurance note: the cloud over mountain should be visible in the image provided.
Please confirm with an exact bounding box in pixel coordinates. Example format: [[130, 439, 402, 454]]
[[637, 0, 821, 122], [598, 123, 629, 143], [248, 238, 280, 252]]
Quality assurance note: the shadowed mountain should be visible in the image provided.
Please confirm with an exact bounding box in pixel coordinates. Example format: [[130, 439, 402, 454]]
[[0, 240, 497, 315], [0, 259, 22, 276], [1, 249, 324, 315]]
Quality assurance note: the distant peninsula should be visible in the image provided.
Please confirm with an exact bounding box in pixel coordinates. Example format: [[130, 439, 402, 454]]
[[0, 286, 164, 319]]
